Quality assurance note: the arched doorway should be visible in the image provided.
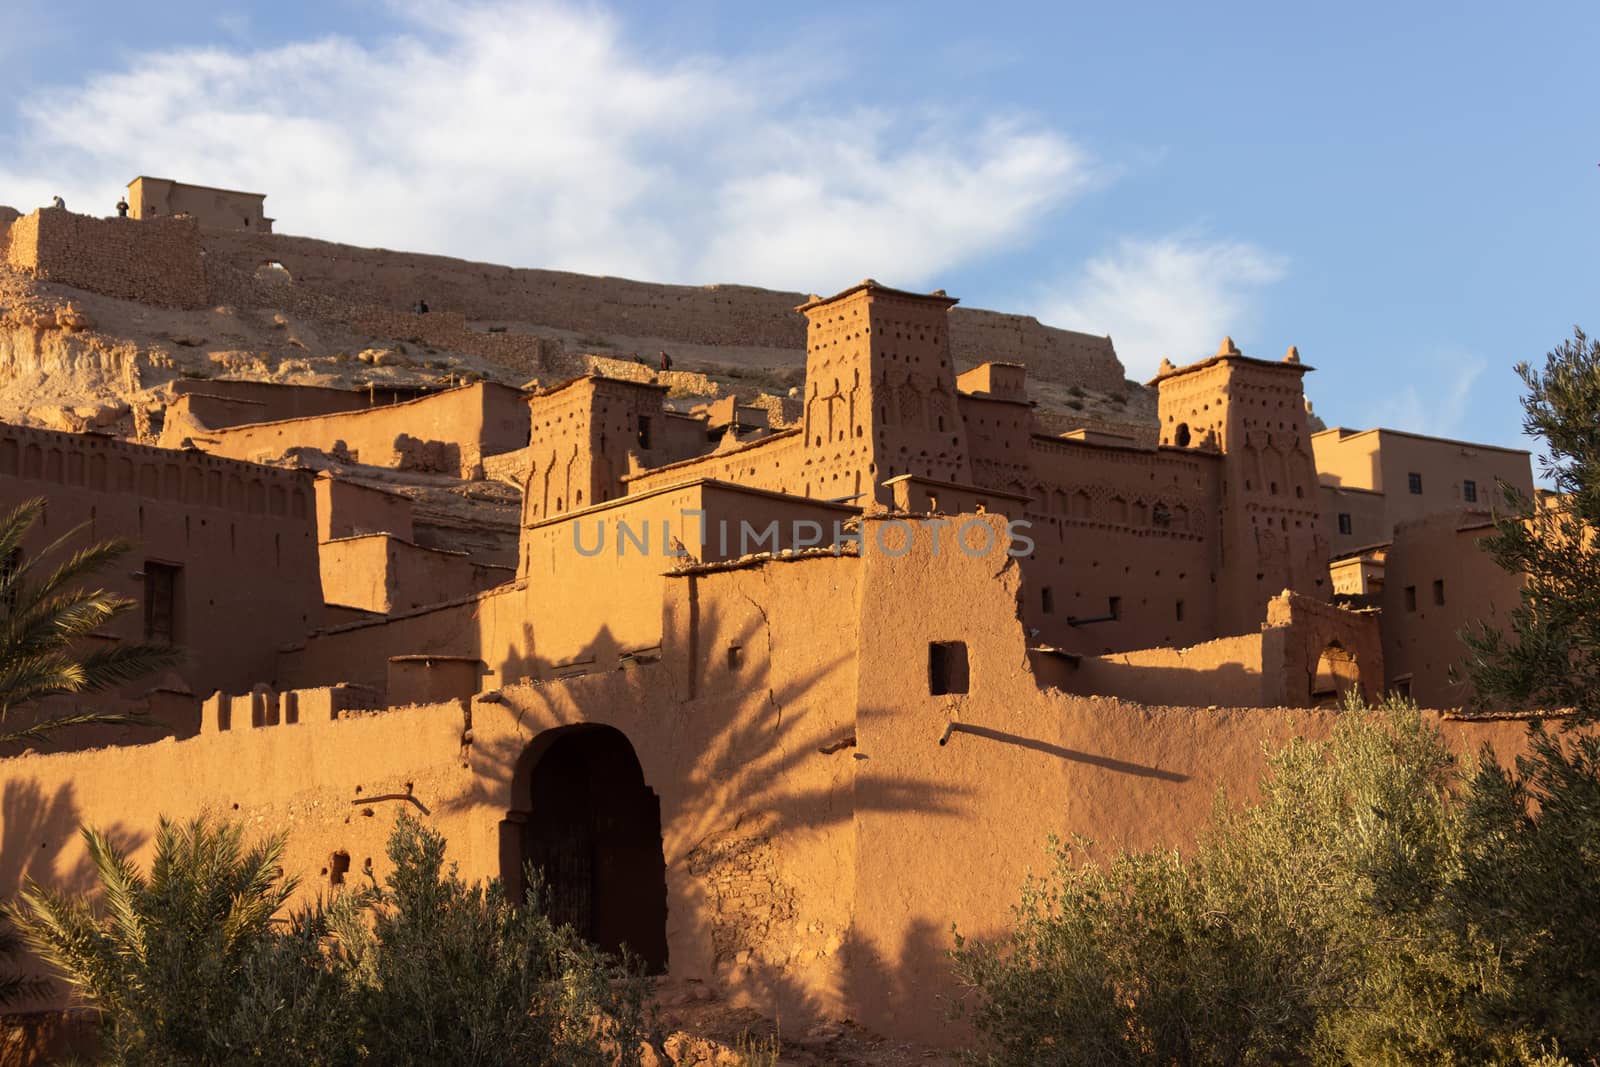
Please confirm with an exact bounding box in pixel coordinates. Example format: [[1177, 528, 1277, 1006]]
[[1311, 642, 1361, 706], [502, 725, 668, 973]]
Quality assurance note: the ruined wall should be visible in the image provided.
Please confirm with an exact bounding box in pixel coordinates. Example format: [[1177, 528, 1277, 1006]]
[[196, 230, 1126, 388], [0, 422, 319, 698], [8, 209, 208, 308], [187, 382, 529, 477]]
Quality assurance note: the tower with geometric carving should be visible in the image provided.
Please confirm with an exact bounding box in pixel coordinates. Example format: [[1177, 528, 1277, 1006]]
[[795, 280, 972, 505], [1152, 338, 1329, 635]]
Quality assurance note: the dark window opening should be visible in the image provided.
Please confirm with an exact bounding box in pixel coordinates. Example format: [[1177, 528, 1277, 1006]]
[[1404, 585, 1417, 612], [636, 415, 652, 450], [727, 645, 743, 670], [1463, 479, 1477, 503], [1175, 598, 1185, 622], [143, 562, 180, 642], [1395, 678, 1413, 700], [1337, 512, 1352, 536], [1041, 586, 1054, 614], [1433, 579, 1445, 606], [1109, 595, 1122, 620], [929, 641, 970, 695], [328, 851, 350, 886], [1408, 471, 1423, 494], [1174, 422, 1191, 447]]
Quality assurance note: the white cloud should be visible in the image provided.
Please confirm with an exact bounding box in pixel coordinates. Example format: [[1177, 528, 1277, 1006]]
[[1037, 233, 1288, 379], [0, 1, 1090, 292], [1367, 348, 1486, 439]]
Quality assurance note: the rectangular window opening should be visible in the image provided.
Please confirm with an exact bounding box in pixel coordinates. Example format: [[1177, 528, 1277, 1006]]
[[144, 561, 180, 643], [928, 641, 969, 696], [636, 415, 653, 450], [1175, 598, 1185, 622], [1463, 479, 1478, 503], [1408, 472, 1423, 495], [1108, 595, 1122, 620], [1041, 586, 1054, 614], [1337, 512, 1352, 536], [1433, 579, 1445, 606], [1404, 585, 1417, 612]]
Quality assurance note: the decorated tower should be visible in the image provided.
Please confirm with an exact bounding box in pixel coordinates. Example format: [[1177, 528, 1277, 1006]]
[[1152, 339, 1328, 634], [794, 280, 972, 505]]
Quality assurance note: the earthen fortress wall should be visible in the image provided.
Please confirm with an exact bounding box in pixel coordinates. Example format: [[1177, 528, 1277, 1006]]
[[197, 230, 1129, 390]]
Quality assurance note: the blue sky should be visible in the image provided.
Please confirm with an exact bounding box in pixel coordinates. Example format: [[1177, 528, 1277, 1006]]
[[2, 1, 1595, 457]]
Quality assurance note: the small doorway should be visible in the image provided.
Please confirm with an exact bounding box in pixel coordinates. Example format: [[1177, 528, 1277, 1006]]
[[503, 725, 668, 973]]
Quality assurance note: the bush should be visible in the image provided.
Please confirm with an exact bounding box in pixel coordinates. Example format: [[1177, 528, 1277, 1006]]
[[952, 705, 1596, 1066], [15, 815, 649, 1066]]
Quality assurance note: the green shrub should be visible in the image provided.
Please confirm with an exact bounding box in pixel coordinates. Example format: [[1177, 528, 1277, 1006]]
[[952, 705, 1595, 1066], [15, 814, 649, 1066]]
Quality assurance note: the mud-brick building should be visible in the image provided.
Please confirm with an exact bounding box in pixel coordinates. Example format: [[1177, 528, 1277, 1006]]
[[0, 425, 320, 743]]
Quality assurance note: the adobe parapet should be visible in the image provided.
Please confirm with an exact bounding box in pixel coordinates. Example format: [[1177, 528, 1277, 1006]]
[[0, 421, 313, 518]]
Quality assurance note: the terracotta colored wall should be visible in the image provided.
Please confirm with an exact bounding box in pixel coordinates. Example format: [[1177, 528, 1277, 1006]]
[[0, 422, 319, 701], [622, 430, 804, 498], [319, 534, 512, 614], [1013, 439, 1223, 652], [1314, 427, 1535, 545], [1380, 511, 1523, 706], [9, 209, 207, 308], [314, 476, 414, 542], [127, 178, 270, 232], [1158, 354, 1328, 633], [190, 382, 528, 477], [286, 481, 858, 697], [1322, 482, 1389, 554], [159, 380, 433, 448]]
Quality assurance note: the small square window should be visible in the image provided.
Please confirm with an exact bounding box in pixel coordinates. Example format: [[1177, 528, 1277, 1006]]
[[1404, 585, 1417, 612], [1337, 513, 1352, 536], [1408, 472, 1423, 495], [1463, 479, 1477, 503], [929, 641, 969, 696], [1433, 579, 1445, 606]]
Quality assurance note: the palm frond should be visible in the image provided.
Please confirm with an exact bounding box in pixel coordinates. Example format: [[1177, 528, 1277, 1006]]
[[0, 500, 180, 744], [75, 641, 184, 693], [84, 828, 150, 973], [0, 711, 166, 747]]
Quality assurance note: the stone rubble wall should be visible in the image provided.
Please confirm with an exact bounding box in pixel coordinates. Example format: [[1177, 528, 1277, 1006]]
[[6, 208, 208, 308]]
